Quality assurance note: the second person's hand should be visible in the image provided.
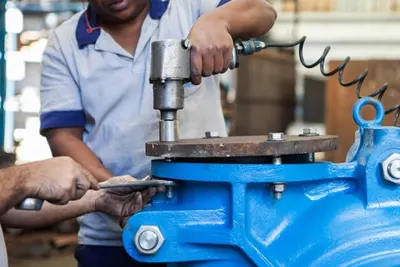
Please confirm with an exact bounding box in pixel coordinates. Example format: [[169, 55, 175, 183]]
[[87, 175, 161, 217], [23, 157, 99, 205]]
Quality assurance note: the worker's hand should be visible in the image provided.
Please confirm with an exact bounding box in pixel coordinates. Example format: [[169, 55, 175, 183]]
[[90, 175, 162, 217], [188, 14, 233, 85], [23, 157, 99, 205]]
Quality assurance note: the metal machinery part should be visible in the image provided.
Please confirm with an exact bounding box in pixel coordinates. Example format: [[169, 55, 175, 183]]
[[123, 97, 400, 267], [150, 39, 266, 143], [99, 179, 177, 190], [15, 198, 44, 211], [146, 135, 337, 158], [121, 36, 400, 266], [134, 225, 165, 255], [150, 39, 191, 142]]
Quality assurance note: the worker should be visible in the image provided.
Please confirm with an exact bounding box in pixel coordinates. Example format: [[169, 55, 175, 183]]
[[0, 156, 158, 267], [39, 0, 277, 266]]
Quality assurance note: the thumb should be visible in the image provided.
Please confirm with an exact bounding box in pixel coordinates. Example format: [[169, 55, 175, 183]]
[[81, 167, 99, 190]]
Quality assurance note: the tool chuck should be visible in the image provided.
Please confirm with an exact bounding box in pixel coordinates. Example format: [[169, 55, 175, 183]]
[[150, 40, 191, 142]]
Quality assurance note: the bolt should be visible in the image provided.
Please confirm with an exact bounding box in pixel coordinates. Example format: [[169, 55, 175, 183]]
[[205, 131, 220, 139], [382, 154, 400, 184], [134, 226, 164, 255], [388, 159, 400, 179], [268, 132, 284, 141], [272, 156, 282, 165], [270, 155, 285, 199], [299, 128, 319, 137], [138, 230, 159, 251], [271, 183, 285, 199], [308, 153, 316, 163], [165, 187, 173, 199]]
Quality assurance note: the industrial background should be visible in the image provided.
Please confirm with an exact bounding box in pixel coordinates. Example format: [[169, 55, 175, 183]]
[[1, 0, 400, 266]]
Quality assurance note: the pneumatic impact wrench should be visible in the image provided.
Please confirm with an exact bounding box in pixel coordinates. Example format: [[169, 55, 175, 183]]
[[150, 38, 266, 142]]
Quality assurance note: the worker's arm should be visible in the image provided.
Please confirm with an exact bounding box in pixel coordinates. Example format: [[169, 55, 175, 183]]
[[0, 195, 94, 228], [205, 0, 277, 39], [39, 30, 112, 182], [0, 176, 157, 229], [44, 128, 113, 182], [188, 0, 276, 84], [0, 166, 30, 215]]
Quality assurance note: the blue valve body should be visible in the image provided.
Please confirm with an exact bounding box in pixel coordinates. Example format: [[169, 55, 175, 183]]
[[123, 98, 400, 266]]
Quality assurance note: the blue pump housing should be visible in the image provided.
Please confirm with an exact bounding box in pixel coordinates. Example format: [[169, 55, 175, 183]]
[[123, 97, 400, 267]]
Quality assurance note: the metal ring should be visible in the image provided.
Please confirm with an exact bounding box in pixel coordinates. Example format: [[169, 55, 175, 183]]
[[352, 97, 385, 128]]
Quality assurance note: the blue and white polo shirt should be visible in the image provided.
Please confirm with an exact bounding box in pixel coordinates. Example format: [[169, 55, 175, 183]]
[[40, 0, 229, 246]]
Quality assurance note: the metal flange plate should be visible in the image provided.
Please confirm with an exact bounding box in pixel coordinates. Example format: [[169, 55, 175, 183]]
[[146, 135, 338, 158]]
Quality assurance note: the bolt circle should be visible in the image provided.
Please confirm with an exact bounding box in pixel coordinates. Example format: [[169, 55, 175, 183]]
[[138, 230, 159, 251]]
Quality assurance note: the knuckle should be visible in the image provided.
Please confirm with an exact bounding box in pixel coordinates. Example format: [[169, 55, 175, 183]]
[[223, 45, 231, 54], [205, 44, 214, 53]]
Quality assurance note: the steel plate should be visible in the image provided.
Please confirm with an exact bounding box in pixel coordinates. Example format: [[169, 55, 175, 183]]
[[146, 135, 338, 158]]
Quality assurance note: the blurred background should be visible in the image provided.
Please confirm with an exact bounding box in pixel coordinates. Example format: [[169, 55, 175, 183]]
[[0, 0, 400, 266]]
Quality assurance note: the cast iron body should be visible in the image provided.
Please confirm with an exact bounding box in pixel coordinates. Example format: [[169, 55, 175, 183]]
[[122, 97, 400, 266]]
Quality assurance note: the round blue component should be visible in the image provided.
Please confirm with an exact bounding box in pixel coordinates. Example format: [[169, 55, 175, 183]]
[[353, 97, 385, 128]]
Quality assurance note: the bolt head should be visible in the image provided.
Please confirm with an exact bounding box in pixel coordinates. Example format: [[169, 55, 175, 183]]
[[388, 159, 400, 179], [268, 132, 284, 141], [134, 226, 164, 255], [270, 183, 285, 199], [138, 230, 159, 251], [272, 183, 285, 193], [382, 154, 400, 184]]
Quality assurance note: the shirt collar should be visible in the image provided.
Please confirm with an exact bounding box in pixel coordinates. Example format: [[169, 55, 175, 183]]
[[76, 0, 170, 49]]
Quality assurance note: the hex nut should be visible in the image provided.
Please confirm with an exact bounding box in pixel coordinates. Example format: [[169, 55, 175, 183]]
[[382, 153, 400, 184], [299, 128, 319, 137], [134, 226, 164, 255], [272, 183, 285, 193], [268, 132, 285, 141], [270, 183, 285, 200]]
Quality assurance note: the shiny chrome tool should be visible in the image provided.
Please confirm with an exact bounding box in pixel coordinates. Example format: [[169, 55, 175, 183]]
[[99, 179, 177, 190]]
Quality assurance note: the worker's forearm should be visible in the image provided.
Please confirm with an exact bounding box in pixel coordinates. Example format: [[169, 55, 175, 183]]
[[0, 166, 31, 215], [46, 129, 113, 182], [0, 191, 96, 229], [207, 0, 277, 38]]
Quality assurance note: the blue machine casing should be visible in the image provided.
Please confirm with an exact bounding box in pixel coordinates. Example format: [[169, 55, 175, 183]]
[[123, 98, 400, 267]]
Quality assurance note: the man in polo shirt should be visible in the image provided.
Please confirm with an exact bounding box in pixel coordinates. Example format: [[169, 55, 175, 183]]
[[40, 0, 277, 266]]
